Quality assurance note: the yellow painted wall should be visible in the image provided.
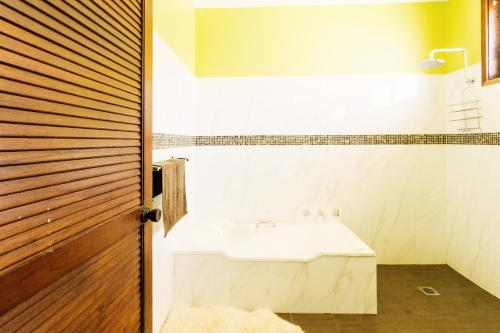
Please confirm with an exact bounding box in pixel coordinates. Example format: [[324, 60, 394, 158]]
[[196, 3, 448, 76], [154, 0, 196, 72], [154, 0, 481, 76], [444, 0, 481, 71]]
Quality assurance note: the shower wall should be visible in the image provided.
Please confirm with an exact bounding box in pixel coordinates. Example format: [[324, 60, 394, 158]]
[[442, 0, 500, 300], [445, 65, 500, 299]]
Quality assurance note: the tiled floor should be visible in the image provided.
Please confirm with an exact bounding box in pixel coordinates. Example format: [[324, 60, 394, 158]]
[[278, 265, 500, 333]]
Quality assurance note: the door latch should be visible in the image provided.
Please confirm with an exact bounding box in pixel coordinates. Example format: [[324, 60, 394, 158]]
[[141, 207, 162, 224]]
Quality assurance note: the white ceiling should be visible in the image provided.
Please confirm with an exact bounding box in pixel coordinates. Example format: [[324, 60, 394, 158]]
[[195, 0, 447, 8]]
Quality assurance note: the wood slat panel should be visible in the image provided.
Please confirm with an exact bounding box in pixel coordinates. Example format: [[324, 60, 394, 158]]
[[108, 299, 142, 333], [0, 18, 140, 90], [25, 0, 141, 66], [0, 80, 140, 118], [1, 243, 138, 332], [130, 0, 142, 13], [0, 192, 141, 257], [0, 32, 140, 97], [20, 260, 139, 333], [45, 0, 142, 61], [0, 108, 140, 132], [0, 63, 140, 110], [0, 168, 140, 211], [0, 123, 140, 140], [0, 93, 140, 125], [79, 1, 141, 45], [0, 155, 140, 181], [0, 208, 140, 315], [0, 199, 141, 274], [0, 75, 140, 115], [0, 184, 140, 241], [114, 0, 142, 26], [90, 282, 141, 333], [0, 0, 146, 330], [0, 177, 140, 225], [66, 0, 141, 53], [32, 263, 140, 333], [37, 260, 140, 333], [117, 305, 142, 333], [0, 138, 140, 151], [0, 147, 141, 166], [72, 283, 141, 333], [0, 47, 140, 103], [0, 233, 139, 330], [15, 250, 140, 332], [0, 2, 141, 81], [94, 0, 142, 38], [0, 162, 140, 196], [123, 0, 142, 20]]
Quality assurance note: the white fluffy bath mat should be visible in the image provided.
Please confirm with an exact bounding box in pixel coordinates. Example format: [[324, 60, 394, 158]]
[[162, 305, 304, 333]]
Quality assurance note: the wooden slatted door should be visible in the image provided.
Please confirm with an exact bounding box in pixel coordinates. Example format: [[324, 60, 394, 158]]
[[0, 0, 153, 332]]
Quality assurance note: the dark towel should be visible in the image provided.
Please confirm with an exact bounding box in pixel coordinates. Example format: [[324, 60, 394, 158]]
[[155, 159, 187, 236]]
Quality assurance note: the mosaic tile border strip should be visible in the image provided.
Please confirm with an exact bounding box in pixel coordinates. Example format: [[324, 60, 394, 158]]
[[152, 134, 196, 148], [153, 133, 500, 149]]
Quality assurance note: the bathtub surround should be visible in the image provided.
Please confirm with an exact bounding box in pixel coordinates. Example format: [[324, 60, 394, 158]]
[[171, 218, 377, 313], [174, 254, 377, 314], [153, 133, 500, 148]]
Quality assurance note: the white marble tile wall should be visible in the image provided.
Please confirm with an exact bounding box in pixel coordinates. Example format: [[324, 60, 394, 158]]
[[187, 73, 448, 264], [445, 64, 500, 299], [189, 145, 447, 264], [153, 32, 196, 135], [194, 74, 445, 135], [151, 32, 197, 333], [445, 146, 500, 297]]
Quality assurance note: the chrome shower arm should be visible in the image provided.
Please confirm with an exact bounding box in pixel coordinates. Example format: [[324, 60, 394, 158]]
[[429, 48, 471, 82]]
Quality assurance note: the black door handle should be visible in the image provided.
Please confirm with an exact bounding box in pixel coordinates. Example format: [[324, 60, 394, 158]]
[[141, 207, 162, 224]]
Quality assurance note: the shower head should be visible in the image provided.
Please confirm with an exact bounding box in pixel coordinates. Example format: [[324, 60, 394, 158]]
[[419, 48, 473, 83], [419, 58, 445, 70]]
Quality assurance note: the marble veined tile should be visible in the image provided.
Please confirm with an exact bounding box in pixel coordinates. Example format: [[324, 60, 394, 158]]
[[173, 254, 376, 314], [190, 145, 447, 264], [446, 146, 500, 298]]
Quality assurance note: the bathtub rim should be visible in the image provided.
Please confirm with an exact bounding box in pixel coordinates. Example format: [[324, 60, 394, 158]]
[[171, 217, 376, 262]]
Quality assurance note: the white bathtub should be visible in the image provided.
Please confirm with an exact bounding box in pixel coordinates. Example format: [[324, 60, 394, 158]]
[[172, 217, 377, 314]]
